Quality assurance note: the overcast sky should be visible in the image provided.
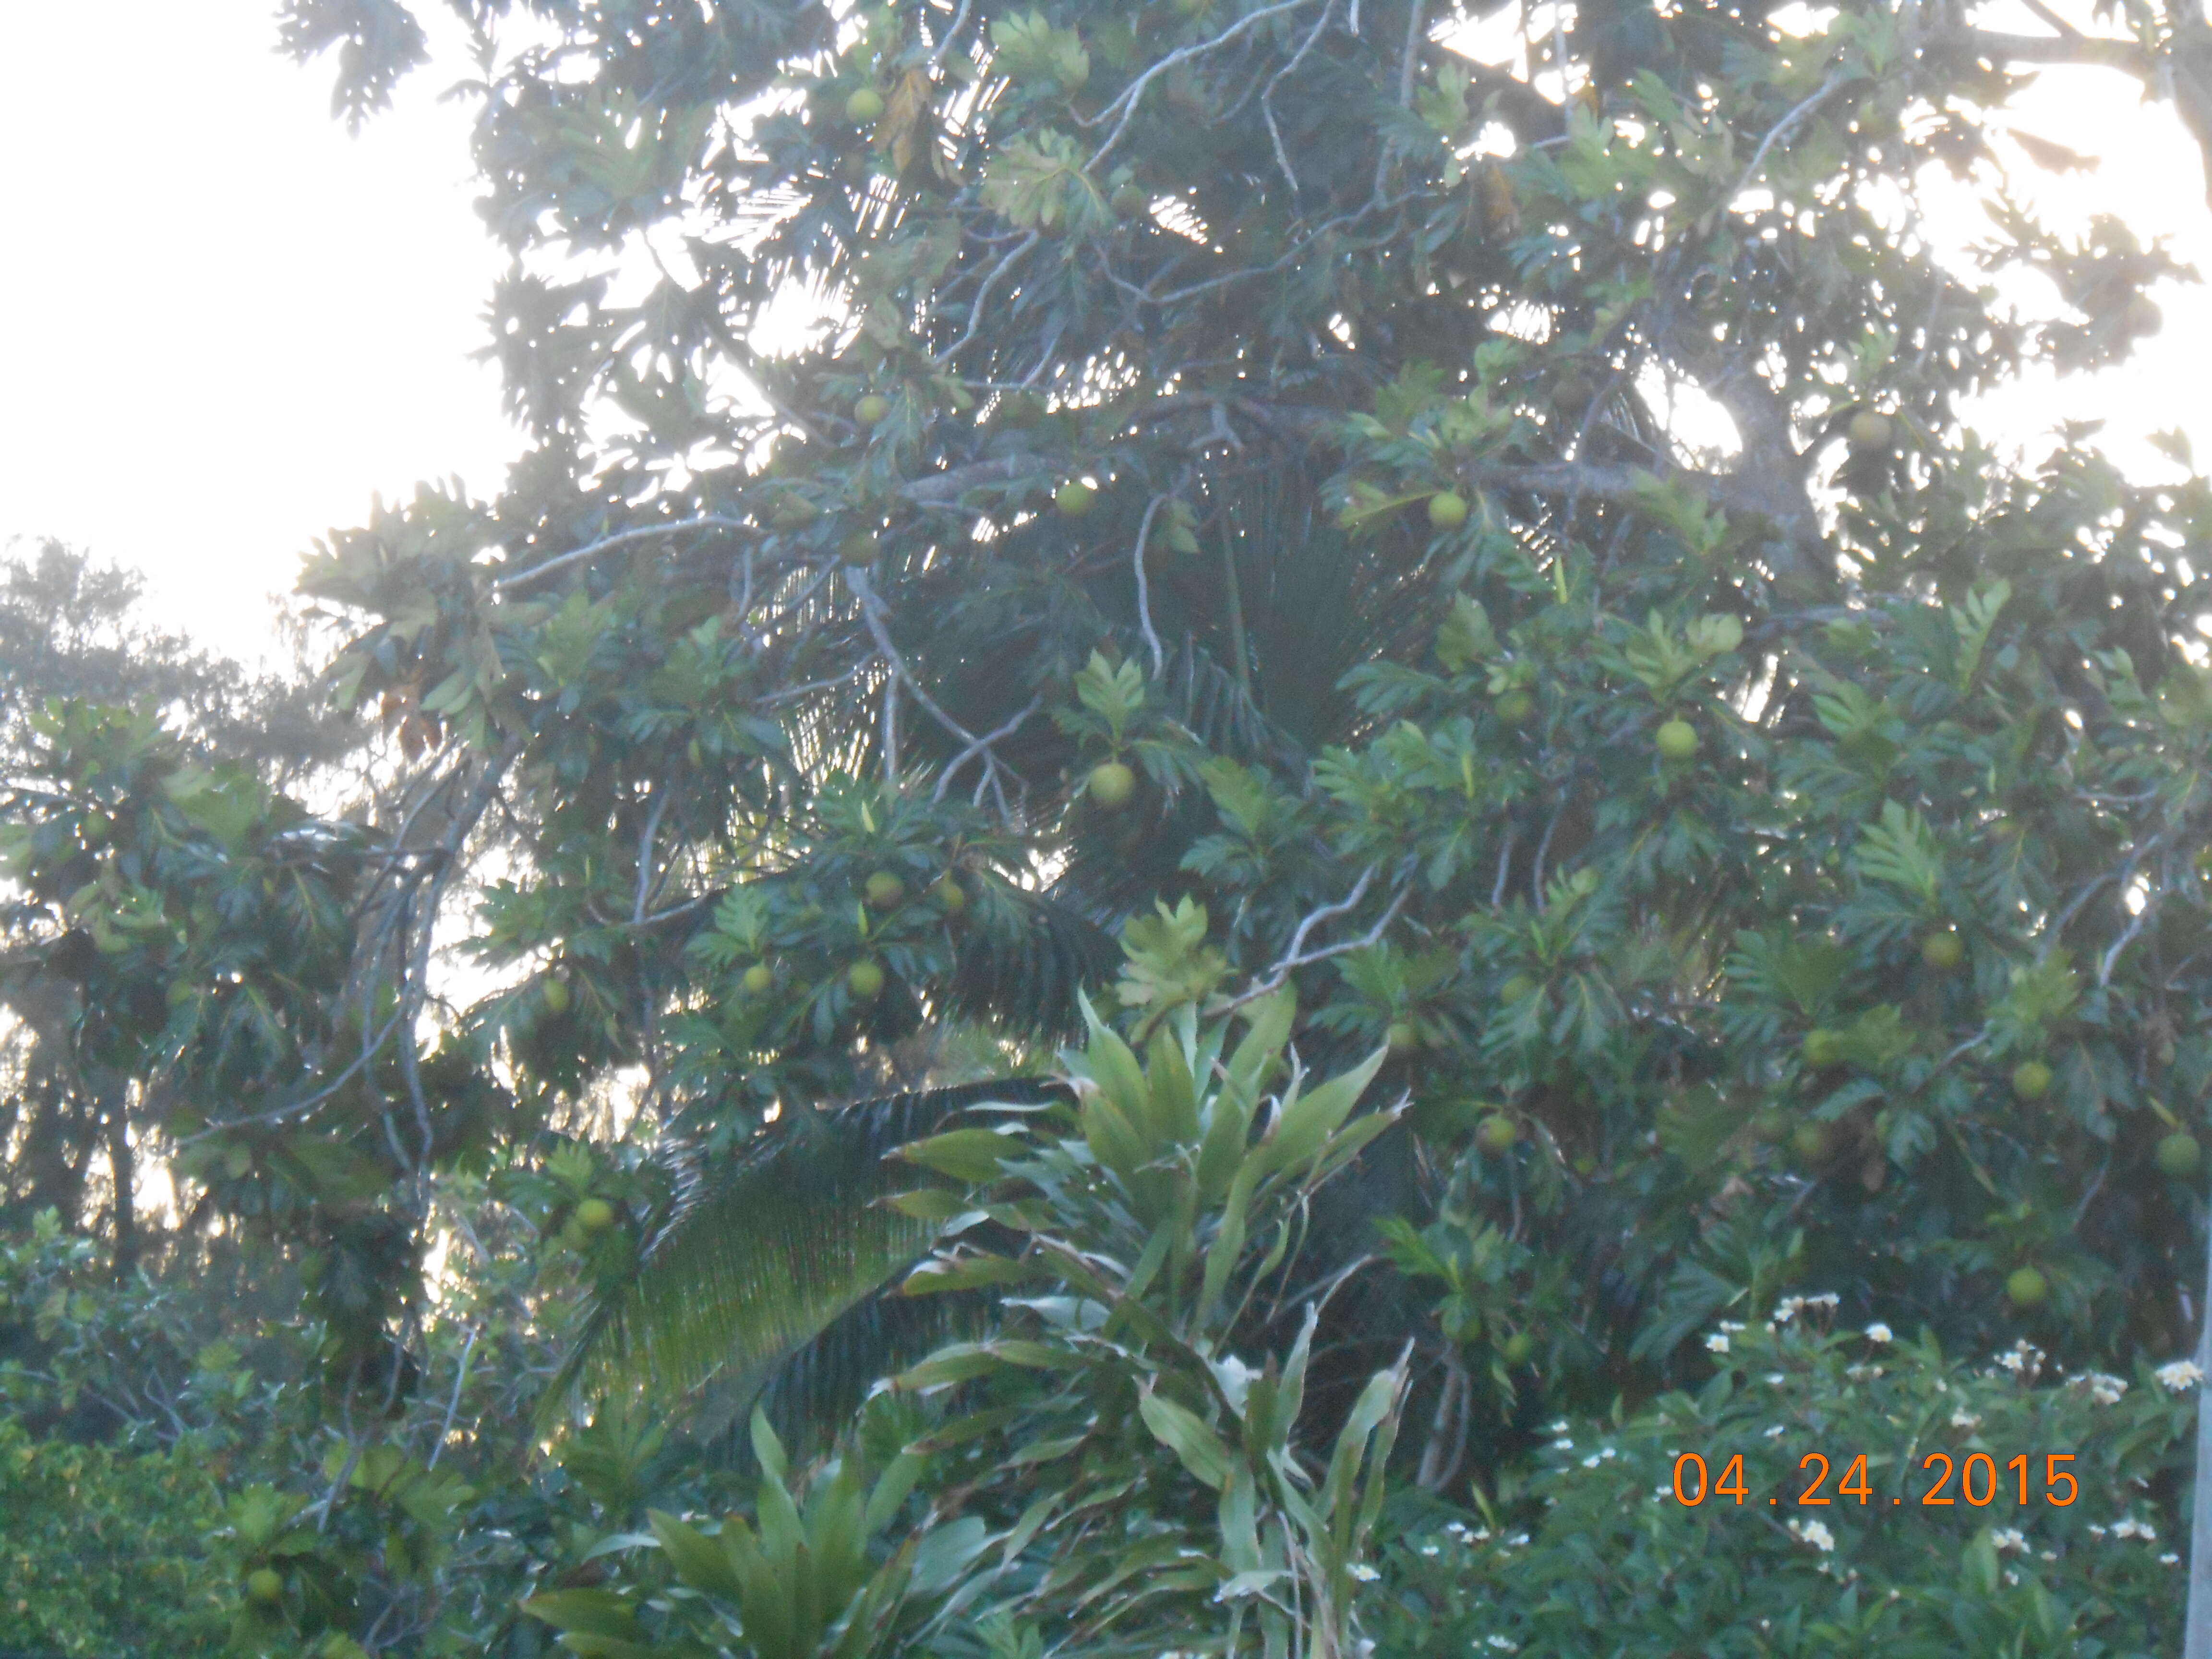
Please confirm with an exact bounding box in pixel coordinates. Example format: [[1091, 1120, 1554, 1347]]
[[2, 3, 2207, 669], [0, 4, 516, 664]]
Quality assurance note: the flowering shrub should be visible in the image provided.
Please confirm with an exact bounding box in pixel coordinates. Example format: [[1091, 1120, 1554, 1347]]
[[1366, 1302, 2197, 1657]]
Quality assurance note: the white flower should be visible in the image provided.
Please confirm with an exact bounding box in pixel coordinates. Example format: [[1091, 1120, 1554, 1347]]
[[1765, 1372, 1788, 1387], [1949, 1410, 1982, 1430], [2003, 1570, 2020, 1587], [1419, 1545, 1440, 1557], [1808, 1293, 1840, 1309], [1705, 1333, 1731, 1354], [1548, 1419, 1570, 1434], [2089, 1524, 2107, 1537], [1484, 1638, 1519, 1652], [1864, 1322, 1893, 1344], [1654, 1486, 1671, 1499], [2163, 1553, 2181, 1566], [1348, 1563, 1381, 1582], [2113, 1518, 2158, 1542], [1773, 1297, 1804, 1324], [1582, 1454, 1602, 1468], [2074, 1372, 2128, 1406], [1991, 1529, 2027, 1553], [1508, 1533, 1529, 1547], [1553, 1437, 1575, 1450], [2156, 1359, 2205, 1391], [1764, 1424, 1787, 1438], [2040, 1550, 2057, 1561], [1788, 1518, 1836, 1552], [1721, 1320, 1747, 1333], [1846, 1363, 1886, 1381]]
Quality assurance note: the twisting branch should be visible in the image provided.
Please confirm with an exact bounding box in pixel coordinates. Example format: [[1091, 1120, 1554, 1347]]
[[424, 1321, 480, 1470], [844, 568, 1036, 815], [1731, 73, 1857, 204], [1131, 494, 1169, 679], [2100, 898, 2153, 987], [490, 516, 753, 595], [935, 695, 1043, 802], [1221, 868, 1412, 1011], [1373, 0, 1429, 196], [394, 740, 519, 1177], [1262, 0, 1338, 193], [1083, 0, 1326, 171], [927, 0, 975, 65], [934, 231, 1039, 365]]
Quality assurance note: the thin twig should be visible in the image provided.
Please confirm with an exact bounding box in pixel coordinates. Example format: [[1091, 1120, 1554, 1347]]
[[1262, 0, 1338, 194], [1374, 0, 1429, 195], [934, 232, 1039, 364], [426, 1322, 481, 1470], [881, 653, 902, 779], [490, 516, 752, 595], [1084, 0, 1325, 171], [1732, 73, 1855, 204], [1531, 798, 1566, 910]]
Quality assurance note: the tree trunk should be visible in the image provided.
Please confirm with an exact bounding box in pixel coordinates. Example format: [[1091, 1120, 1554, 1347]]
[[103, 1079, 136, 1280]]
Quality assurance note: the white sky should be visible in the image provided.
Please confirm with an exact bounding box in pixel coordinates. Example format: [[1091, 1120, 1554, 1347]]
[[0, 4, 517, 665], [1, 2, 2207, 669]]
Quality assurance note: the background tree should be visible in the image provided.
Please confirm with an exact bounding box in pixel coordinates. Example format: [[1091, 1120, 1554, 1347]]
[[0, 541, 352, 1264]]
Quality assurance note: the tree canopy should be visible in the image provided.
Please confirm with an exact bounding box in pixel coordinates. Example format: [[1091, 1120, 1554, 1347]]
[[6, 0, 2212, 1651]]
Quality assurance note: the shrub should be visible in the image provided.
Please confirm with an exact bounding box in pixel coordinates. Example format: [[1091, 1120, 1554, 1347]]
[[1367, 1305, 2197, 1657]]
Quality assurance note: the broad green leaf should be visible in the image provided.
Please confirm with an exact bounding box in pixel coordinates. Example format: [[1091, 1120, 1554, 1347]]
[[896, 1128, 1017, 1183]]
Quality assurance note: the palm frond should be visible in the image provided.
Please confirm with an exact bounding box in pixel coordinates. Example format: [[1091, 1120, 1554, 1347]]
[[947, 889, 1118, 1042], [743, 1275, 996, 1459], [544, 1078, 1062, 1429]]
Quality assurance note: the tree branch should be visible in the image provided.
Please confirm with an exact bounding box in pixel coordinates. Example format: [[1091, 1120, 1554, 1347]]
[[1083, 0, 1326, 172], [490, 517, 754, 595]]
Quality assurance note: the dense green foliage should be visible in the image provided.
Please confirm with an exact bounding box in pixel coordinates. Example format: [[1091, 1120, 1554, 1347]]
[[0, 1415, 231, 1658], [10, 0, 2212, 1651], [1372, 1312, 2198, 1655]]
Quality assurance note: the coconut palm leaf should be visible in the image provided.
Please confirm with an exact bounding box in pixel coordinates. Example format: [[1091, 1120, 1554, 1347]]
[[545, 1077, 1062, 1431], [946, 887, 1119, 1043]]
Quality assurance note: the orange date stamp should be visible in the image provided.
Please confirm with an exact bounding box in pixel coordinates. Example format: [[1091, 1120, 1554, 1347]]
[[1670, 1450, 2081, 1509]]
